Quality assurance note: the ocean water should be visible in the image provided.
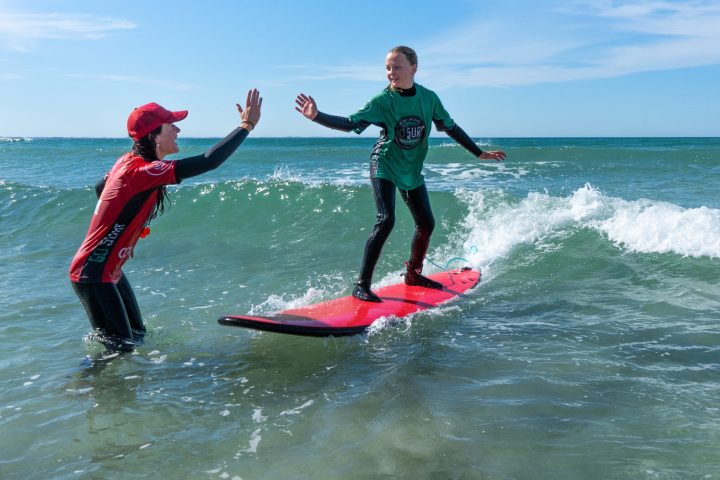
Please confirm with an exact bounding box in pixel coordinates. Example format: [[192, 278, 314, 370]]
[[1, 135, 719, 479]]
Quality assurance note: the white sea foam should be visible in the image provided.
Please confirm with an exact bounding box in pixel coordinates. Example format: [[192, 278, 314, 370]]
[[595, 200, 720, 258], [280, 399, 314, 416], [424, 162, 528, 191], [252, 408, 266, 423], [455, 186, 603, 268], [454, 184, 720, 263], [243, 428, 262, 454], [267, 165, 309, 185], [248, 287, 329, 315], [431, 139, 493, 149], [365, 315, 409, 336]]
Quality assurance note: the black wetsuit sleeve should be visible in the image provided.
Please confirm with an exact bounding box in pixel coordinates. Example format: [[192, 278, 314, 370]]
[[434, 120, 484, 157], [95, 178, 106, 198], [174, 127, 250, 181], [313, 112, 371, 132]]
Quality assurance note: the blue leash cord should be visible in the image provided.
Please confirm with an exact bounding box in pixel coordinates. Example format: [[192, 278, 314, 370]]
[[426, 246, 477, 270]]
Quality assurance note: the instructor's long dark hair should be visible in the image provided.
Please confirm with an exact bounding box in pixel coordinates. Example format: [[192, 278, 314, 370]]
[[132, 125, 170, 220]]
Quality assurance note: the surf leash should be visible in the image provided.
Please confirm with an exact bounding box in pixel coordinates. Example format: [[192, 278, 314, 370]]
[[426, 246, 477, 270]]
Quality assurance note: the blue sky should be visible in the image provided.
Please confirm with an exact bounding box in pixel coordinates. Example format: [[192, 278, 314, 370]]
[[1, 0, 718, 137]]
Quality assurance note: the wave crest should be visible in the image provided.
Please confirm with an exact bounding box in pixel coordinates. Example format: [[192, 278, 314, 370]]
[[455, 184, 720, 262]]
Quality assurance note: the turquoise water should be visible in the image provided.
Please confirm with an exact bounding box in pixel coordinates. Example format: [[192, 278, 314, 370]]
[[1, 136, 719, 479]]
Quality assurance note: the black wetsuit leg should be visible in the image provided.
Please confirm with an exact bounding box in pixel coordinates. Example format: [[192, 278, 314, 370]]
[[72, 273, 144, 351], [400, 183, 436, 271], [357, 177, 396, 286], [116, 274, 145, 339]]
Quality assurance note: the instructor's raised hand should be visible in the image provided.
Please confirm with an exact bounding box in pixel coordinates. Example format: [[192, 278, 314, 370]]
[[294, 93, 318, 120], [237, 88, 262, 131]]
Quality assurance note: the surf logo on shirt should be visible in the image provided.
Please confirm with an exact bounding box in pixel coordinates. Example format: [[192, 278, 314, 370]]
[[146, 160, 173, 176], [87, 223, 125, 263], [394, 116, 426, 150]]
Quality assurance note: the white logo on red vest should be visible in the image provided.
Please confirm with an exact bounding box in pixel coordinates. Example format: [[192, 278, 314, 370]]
[[146, 161, 173, 176]]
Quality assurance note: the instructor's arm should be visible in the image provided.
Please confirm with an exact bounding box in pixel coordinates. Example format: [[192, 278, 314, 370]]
[[175, 89, 262, 181]]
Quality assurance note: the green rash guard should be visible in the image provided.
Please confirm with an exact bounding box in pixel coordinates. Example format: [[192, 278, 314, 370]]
[[349, 84, 455, 190]]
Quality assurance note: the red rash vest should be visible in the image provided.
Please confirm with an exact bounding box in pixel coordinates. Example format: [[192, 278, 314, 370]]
[[70, 153, 178, 284]]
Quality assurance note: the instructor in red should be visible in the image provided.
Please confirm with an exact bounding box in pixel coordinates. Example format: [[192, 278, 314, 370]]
[[70, 89, 262, 352]]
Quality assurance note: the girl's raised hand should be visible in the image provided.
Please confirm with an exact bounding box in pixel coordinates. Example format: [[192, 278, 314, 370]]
[[294, 93, 318, 120]]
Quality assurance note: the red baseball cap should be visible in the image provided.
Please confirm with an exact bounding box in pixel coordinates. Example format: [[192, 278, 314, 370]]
[[127, 102, 188, 141]]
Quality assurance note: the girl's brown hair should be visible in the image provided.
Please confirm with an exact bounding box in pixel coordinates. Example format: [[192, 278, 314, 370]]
[[389, 45, 417, 66]]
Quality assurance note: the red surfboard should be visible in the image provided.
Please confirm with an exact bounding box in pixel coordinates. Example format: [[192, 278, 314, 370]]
[[218, 268, 480, 336]]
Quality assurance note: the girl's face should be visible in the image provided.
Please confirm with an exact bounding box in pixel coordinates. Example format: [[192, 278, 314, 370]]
[[386, 52, 416, 90], [155, 123, 180, 159]]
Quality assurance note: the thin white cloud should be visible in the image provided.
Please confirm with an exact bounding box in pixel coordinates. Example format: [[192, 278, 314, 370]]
[[65, 73, 196, 91], [0, 10, 135, 50], [275, 64, 379, 82], [276, 0, 720, 89], [419, 0, 720, 88]]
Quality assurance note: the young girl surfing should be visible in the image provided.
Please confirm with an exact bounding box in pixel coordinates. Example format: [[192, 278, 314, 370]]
[[295, 46, 505, 302]]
